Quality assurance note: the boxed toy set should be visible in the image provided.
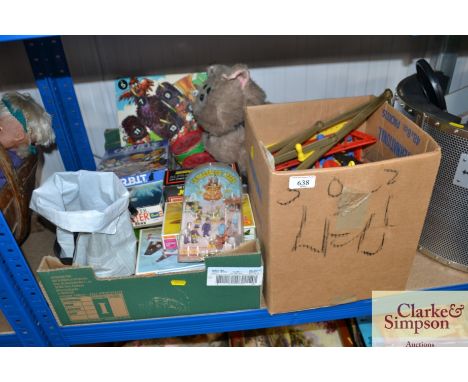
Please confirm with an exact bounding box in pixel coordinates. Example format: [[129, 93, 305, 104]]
[[162, 194, 256, 252], [163, 168, 192, 202], [178, 163, 244, 263], [98, 141, 168, 228], [115, 73, 214, 169], [161, 201, 183, 250], [136, 226, 204, 275]]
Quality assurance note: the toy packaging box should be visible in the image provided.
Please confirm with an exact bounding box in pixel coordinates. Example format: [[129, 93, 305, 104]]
[[115, 73, 207, 146], [245, 96, 441, 314], [98, 141, 168, 227], [178, 163, 243, 263], [136, 226, 204, 275], [241, 194, 256, 241], [162, 194, 256, 252], [36, 240, 263, 325], [161, 201, 183, 251], [163, 168, 193, 203], [163, 164, 240, 203]]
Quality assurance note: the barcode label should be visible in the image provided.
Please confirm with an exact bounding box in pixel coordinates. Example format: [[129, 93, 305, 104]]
[[207, 267, 263, 286]]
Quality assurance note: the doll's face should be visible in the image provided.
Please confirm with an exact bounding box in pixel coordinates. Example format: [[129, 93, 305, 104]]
[[0, 115, 29, 149]]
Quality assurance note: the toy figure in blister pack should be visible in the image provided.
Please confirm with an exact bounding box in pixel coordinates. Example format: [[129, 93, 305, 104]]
[[178, 163, 243, 262]]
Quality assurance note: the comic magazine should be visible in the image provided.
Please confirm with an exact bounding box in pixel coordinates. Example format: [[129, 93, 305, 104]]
[[178, 163, 243, 262], [136, 226, 204, 275], [115, 73, 207, 147], [98, 141, 168, 179]]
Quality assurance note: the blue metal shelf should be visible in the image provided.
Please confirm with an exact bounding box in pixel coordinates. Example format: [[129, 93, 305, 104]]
[[60, 302, 369, 345], [0, 309, 20, 346], [0, 333, 21, 346], [1, 35, 467, 346], [24, 37, 96, 171], [56, 281, 468, 345], [0, 35, 49, 43], [0, 212, 67, 346], [0, 334, 22, 347]]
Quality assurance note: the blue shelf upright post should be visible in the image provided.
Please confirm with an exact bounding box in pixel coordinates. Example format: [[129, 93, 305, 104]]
[[0, 212, 67, 346], [23, 37, 96, 171]]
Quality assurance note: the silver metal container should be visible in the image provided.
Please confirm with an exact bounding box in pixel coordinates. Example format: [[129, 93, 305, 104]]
[[395, 72, 468, 272]]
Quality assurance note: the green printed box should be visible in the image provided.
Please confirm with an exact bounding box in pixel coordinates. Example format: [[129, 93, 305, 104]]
[[37, 241, 262, 325]]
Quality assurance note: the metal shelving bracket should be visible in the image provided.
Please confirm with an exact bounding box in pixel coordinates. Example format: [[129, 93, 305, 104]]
[[0, 212, 67, 346], [24, 36, 96, 172]]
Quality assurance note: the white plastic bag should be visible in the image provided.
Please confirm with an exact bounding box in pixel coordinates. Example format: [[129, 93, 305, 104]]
[[30, 170, 136, 277]]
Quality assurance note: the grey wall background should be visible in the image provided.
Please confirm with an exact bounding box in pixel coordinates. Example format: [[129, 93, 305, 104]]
[[1, 36, 467, 183]]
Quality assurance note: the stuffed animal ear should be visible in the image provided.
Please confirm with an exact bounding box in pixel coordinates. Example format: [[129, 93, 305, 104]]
[[207, 65, 217, 76], [222, 67, 250, 89]]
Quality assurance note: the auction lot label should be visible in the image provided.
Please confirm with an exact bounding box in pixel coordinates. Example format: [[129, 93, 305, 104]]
[[372, 291, 468, 347]]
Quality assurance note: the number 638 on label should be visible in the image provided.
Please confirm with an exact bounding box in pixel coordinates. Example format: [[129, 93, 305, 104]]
[[288, 175, 316, 189]]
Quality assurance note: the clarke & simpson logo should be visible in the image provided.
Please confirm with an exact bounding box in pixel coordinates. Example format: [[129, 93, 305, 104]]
[[372, 291, 468, 347], [385, 303, 465, 334]]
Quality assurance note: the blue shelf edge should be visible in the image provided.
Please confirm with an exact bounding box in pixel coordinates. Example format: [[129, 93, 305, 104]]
[[0, 333, 21, 346], [0, 35, 50, 43], [60, 282, 468, 345]]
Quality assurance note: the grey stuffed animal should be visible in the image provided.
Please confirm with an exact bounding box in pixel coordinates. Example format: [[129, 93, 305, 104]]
[[193, 64, 267, 174]]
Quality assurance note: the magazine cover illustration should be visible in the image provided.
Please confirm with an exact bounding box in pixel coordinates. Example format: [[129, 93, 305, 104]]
[[178, 163, 243, 262], [136, 227, 204, 275], [115, 73, 207, 147], [98, 141, 168, 179]]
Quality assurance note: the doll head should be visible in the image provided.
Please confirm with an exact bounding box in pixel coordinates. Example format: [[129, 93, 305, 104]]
[[0, 92, 54, 157], [0, 101, 29, 149]]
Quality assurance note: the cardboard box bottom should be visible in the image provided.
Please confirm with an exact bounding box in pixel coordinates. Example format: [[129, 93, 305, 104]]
[[37, 241, 262, 325]]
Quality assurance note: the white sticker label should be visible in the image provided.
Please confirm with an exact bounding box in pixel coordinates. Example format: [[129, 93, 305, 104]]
[[289, 175, 316, 189], [207, 267, 263, 286], [453, 153, 468, 189]]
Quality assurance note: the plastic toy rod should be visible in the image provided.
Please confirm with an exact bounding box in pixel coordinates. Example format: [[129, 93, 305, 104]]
[[269, 99, 373, 155], [296, 89, 393, 170], [273, 134, 336, 165]]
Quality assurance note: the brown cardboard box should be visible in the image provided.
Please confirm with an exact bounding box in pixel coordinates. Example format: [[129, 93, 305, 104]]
[[244, 96, 441, 314]]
